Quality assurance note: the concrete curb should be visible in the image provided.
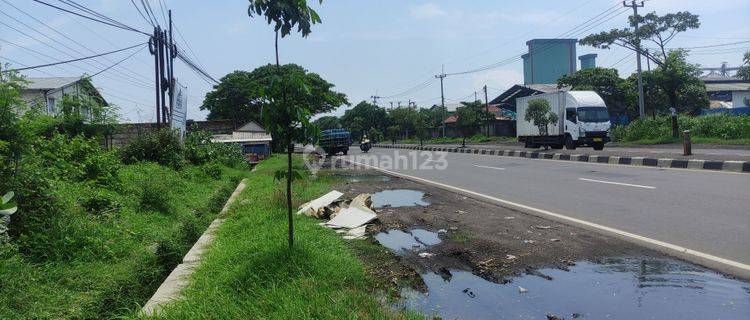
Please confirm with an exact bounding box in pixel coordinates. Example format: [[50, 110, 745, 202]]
[[375, 144, 750, 173], [141, 178, 248, 316]]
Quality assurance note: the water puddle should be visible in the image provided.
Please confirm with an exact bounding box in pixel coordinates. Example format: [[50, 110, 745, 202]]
[[331, 172, 391, 183], [372, 189, 430, 208], [375, 229, 441, 253], [398, 257, 750, 319]]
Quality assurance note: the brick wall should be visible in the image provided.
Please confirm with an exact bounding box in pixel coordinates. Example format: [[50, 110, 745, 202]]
[[107, 120, 237, 149]]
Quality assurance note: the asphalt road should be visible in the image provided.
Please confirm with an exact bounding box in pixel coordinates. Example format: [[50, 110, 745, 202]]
[[409, 142, 750, 162], [343, 147, 750, 269]]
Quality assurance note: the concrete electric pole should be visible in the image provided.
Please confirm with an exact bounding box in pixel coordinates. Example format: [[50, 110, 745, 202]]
[[435, 65, 447, 137], [624, 0, 646, 118]]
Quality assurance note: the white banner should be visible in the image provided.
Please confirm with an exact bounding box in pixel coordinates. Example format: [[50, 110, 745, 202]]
[[171, 80, 188, 140]]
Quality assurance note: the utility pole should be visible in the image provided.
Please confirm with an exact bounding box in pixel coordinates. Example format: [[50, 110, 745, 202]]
[[389, 101, 394, 109], [624, 0, 646, 118], [435, 65, 446, 137], [167, 10, 175, 125], [370, 95, 381, 105], [483, 85, 490, 135], [397, 101, 402, 108], [149, 26, 162, 126]]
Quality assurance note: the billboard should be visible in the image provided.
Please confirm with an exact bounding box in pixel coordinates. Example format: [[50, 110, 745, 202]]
[[171, 80, 188, 140]]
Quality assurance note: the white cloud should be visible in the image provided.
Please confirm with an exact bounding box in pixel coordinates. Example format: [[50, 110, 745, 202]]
[[410, 3, 448, 20]]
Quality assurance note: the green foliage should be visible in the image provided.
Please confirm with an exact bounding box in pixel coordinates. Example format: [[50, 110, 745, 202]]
[[120, 128, 185, 170], [184, 128, 246, 168], [611, 114, 750, 142], [558, 67, 637, 118], [525, 99, 558, 136], [139, 176, 175, 214], [386, 125, 401, 144], [80, 188, 121, 215], [341, 101, 388, 141], [312, 115, 341, 130], [738, 51, 750, 81], [247, 0, 322, 38], [202, 162, 223, 179]]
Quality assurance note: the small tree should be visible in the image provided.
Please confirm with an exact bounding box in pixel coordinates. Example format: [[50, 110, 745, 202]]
[[737, 51, 750, 81], [414, 111, 430, 146], [386, 125, 400, 144], [248, 0, 323, 249], [525, 99, 559, 136]]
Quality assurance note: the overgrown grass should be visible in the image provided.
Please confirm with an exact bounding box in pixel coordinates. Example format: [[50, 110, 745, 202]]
[[147, 156, 420, 319], [611, 114, 750, 144], [0, 163, 247, 319]]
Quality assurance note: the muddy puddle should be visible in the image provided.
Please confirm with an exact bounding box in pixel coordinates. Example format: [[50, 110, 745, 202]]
[[375, 229, 441, 253], [396, 257, 750, 319], [372, 189, 430, 208]]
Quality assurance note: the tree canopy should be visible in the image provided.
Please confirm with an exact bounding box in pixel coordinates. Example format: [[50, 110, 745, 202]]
[[738, 51, 750, 81], [455, 101, 493, 147], [201, 64, 348, 126], [558, 67, 637, 118]]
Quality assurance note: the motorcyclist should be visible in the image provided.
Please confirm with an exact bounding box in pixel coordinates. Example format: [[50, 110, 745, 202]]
[[360, 135, 371, 152]]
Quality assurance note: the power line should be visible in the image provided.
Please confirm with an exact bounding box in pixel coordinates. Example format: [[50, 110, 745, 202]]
[[0, 4, 154, 85], [3, 42, 147, 72], [30, 0, 149, 36], [89, 45, 147, 78], [130, 0, 155, 27]]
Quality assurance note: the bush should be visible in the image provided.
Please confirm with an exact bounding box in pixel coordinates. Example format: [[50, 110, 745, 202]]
[[612, 114, 750, 142], [184, 129, 246, 168], [80, 188, 121, 215], [120, 129, 185, 169], [202, 163, 223, 179], [139, 178, 174, 213]]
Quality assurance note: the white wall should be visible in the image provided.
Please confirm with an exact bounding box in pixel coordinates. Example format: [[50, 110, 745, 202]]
[[731, 90, 750, 108]]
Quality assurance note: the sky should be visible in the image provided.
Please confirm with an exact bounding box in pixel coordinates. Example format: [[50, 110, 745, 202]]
[[1, 0, 748, 123]]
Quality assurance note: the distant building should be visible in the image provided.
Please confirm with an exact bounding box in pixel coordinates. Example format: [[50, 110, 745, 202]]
[[579, 53, 598, 70], [489, 83, 570, 112], [19, 76, 107, 116], [702, 75, 750, 109], [211, 120, 273, 163], [522, 39, 577, 85]]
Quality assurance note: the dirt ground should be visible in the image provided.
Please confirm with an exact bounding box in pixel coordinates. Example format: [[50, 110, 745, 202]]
[[329, 166, 659, 288]]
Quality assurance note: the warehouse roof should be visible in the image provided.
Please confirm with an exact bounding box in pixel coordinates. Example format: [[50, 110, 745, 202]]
[[705, 82, 750, 92]]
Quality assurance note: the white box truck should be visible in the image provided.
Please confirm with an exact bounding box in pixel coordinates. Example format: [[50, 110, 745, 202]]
[[516, 91, 611, 150]]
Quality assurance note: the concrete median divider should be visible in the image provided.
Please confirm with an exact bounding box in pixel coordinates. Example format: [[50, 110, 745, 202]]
[[374, 144, 750, 173]]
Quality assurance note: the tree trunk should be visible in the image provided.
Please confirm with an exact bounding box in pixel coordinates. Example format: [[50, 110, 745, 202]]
[[462, 136, 466, 148], [275, 30, 294, 249]]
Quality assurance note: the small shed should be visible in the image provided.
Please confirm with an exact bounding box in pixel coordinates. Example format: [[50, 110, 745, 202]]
[[211, 120, 272, 163]]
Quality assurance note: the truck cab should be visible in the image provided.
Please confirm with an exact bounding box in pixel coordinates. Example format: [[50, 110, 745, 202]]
[[563, 93, 611, 150]]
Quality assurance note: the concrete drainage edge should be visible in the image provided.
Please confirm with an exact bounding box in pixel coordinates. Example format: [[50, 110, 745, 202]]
[[141, 178, 248, 316], [375, 144, 750, 173]]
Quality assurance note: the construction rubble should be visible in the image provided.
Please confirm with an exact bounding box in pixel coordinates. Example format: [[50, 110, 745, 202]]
[[297, 190, 377, 240]]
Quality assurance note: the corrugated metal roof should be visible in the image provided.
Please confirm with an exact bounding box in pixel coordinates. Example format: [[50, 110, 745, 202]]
[[23, 77, 82, 90], [236, 120, 267, 132], [705, 82, 750, 92]]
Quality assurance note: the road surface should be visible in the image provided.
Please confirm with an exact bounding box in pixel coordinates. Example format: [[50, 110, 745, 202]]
[[341, 147, 750, 272]]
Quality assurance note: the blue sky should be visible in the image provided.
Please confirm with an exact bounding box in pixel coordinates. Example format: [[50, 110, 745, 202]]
[[1, 0, 748, 122]]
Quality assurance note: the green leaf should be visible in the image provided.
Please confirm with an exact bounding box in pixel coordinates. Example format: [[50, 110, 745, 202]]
[[1, 191, 13, 205]]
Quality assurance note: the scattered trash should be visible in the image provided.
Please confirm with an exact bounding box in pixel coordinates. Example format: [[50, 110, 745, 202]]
[[326, 207, 377, 229], [504, 216, 515, 220], [455, 210, 467, 214], [297, 190, 343, 217], [523, 239, 537, 244], [437, 229, 447, 234], [462, 288, 476, 298], [547, 314, 564, 320], [418, 252, 434, 258], [449, 226, 458, 231], [533, 225, 551, 229], [506, 254, 517, 260], [550, 238, 561, 242], [517, 286, 528, 293]]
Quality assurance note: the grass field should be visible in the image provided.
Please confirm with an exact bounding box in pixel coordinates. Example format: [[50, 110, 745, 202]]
[[147, 156, 419, 319]]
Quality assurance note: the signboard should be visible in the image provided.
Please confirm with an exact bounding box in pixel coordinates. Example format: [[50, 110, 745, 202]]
[[170, 80, 188, 140]]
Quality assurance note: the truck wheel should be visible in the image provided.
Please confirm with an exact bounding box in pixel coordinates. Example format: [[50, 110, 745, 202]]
[[551, 144, 563, 150], [565, 136, 577, 150], [593, 143, 604, 151], [343, 149, 348, 155]]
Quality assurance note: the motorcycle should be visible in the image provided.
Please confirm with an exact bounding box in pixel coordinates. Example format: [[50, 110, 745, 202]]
[[359, 139, 372, 153]]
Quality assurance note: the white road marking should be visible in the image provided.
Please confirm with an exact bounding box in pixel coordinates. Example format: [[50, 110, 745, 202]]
[[344, 158, 750, 279], [474, 165, 506, 171], [578, 177, 656, 189]]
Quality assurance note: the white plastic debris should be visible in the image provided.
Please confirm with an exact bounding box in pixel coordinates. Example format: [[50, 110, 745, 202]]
[[346, 225, 367, 238], [523, 240, 537, 244], [437, 229, 448, 234], [504, 216, 516, 220], [518, 286, 528, 293], [533, 225, 551, 229], [326, 207, 377, 229], [550, 238, 561, 242], [506, 254, 517, 260], [297, 190, 343, 215], [418, 252, 434, 258]]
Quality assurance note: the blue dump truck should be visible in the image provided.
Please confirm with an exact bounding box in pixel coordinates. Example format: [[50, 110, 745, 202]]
[[319, 129, 352, 156]]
